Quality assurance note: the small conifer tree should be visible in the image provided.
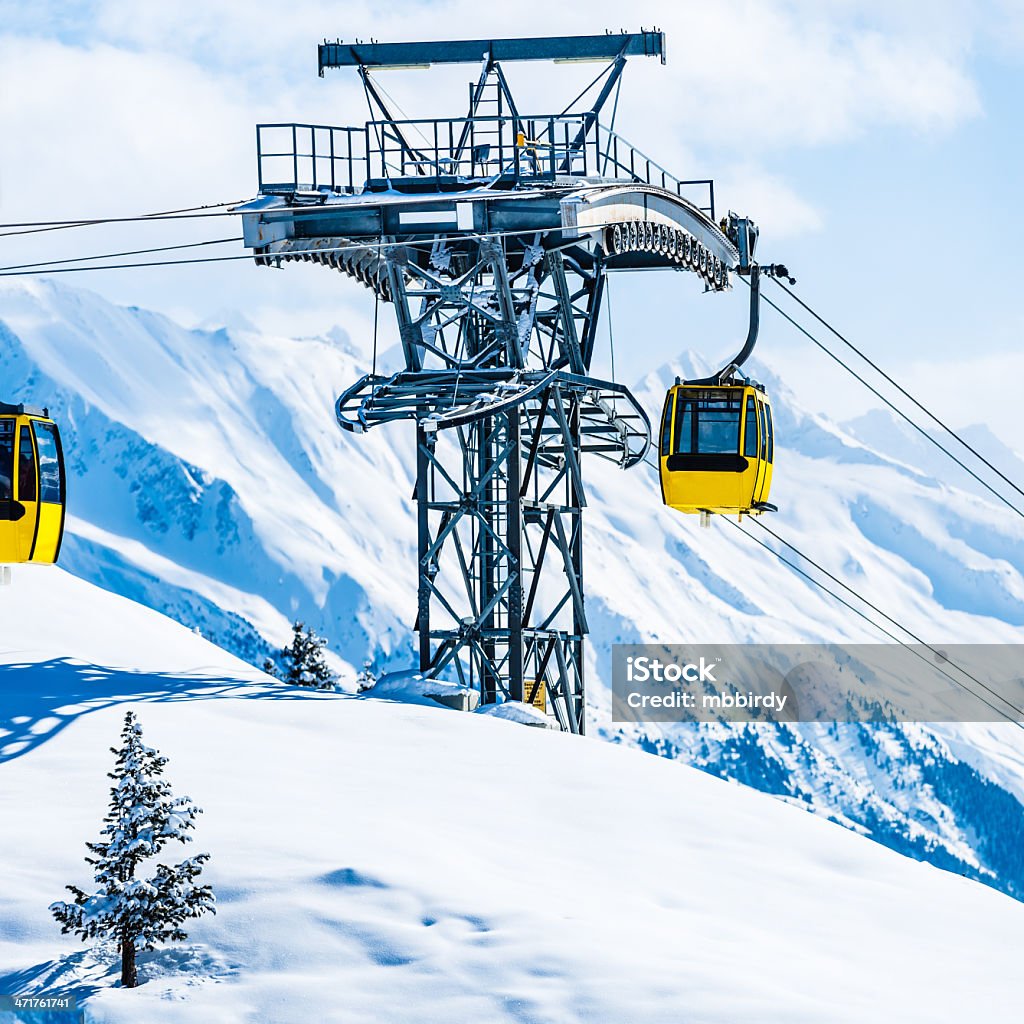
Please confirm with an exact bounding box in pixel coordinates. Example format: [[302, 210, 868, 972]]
[[50, 711, 215, 988], [279, 621, 336, 689], [355, 659, 378, 693]]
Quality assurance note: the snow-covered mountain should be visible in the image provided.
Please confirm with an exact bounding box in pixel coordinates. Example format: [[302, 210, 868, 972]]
[[3, 278, 1024, 902], [1, 566, 1022, 1023]]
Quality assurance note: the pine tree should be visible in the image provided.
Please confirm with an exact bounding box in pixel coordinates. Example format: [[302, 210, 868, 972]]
[[50, 711, 215, 989], [279, 621, 336, 689], [355, 659, 378, 693]]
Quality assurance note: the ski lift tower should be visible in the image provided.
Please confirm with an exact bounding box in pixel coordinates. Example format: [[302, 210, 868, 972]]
[[237, 31, 759, 733]]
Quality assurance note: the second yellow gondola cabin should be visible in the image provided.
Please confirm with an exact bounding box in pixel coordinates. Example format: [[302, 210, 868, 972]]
[[0, 403, 66, 565], [659, 381, 775, 517]]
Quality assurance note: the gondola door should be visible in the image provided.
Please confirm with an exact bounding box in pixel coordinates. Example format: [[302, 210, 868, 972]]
[[750, 398, 767, 506], [31, 419, 65, 562], [15, 423, 39, 561], [0, 419, 16, 561]]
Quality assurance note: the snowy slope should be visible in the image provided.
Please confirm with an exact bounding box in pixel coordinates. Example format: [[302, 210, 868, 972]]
[[2, 279, 1024, 902], [1, 567, 1022, 1024], [583, 356, 1024, 898], [0, 280, 417, 675]]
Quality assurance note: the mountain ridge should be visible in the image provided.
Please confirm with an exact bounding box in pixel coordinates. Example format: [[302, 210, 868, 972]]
[[3, 277, 1024, 899]]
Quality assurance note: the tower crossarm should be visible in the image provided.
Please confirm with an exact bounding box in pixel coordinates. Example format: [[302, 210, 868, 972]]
[[336, 368, 650, 466], [317, 32, 666, 72], [237, 178, 739, 302]]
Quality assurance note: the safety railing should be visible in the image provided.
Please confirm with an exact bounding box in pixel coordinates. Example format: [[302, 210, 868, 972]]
[[255, 117, 715, 217], [595, 127, 715, 217], [257, 123, 367, 195], [364, 114, 596, 181]]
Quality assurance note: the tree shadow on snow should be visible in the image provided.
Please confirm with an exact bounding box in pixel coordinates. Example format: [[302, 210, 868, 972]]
[[0, 944, 239, 1018], [0, 946, 114, 1020], [0, 658, 347, 764]]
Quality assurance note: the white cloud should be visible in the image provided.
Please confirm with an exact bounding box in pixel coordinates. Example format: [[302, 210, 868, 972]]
[[6, 2, 987, 144], [715, 169, 824, 240], [902, 349, 1024, 448], [64, 0, 986, 147], [0, 39, 249, 217], [0, 0, 995, 330]]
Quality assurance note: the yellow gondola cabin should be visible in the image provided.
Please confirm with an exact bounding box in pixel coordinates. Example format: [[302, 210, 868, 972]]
[[0, 404, 66, 564], [659, 382, 775, 517]]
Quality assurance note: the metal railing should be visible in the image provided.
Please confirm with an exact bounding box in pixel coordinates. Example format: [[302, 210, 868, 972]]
[[257, 123, 367, 195], [256, 116, 715, 217], [595, 127, 715, 217], [364, 114, 596, 181]]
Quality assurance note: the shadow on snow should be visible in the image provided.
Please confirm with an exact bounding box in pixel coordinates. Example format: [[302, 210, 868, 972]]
[[0, 658, 345, 764]]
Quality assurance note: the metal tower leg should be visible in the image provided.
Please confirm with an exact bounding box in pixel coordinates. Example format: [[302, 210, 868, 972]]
[[350, 237, 647, 734], [413, 385, 588, 733]]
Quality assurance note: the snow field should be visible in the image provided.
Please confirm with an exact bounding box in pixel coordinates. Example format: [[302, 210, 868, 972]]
[[0, 568, 1021, 1023]]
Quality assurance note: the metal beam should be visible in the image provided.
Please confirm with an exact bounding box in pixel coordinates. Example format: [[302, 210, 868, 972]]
[[547, 252, 586, 374], [358, 67, 426, 173], [318, 32, 666, 72], [506, 411, 524, 703], [416, 426, 433, 670], [559, 52, 627, 173], [385, 248, 424, 372]]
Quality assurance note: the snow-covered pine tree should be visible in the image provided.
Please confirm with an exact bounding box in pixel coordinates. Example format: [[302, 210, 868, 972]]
[[50, 711, 215, 989], [279, 620, 336, 689], [355, 660, 378, 693]]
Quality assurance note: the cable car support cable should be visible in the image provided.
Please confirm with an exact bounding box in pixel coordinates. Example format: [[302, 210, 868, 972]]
[[640, 453, 1024, 727], [721, 514, 1024, 727], [0, 219, 633, 278], [768, 277, 1024, 507], [0, 236, 242, 274], [0, 200, 247, 238], [746, 516, 1024, 720], [752, 282, 1024, 524]]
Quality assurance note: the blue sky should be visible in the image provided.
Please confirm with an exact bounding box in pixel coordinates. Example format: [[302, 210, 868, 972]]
[[1, 1, 1022, 441]]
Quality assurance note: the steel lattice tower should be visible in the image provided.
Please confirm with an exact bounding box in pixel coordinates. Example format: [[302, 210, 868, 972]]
[[239, 32, 758, 732]]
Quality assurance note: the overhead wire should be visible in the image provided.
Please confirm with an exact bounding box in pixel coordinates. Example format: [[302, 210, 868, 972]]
[[723, 276, 1024, 718], [640, 453, 1022, 726], [0, 248, 278, 277], [554, 60, 616, 119], [0, 201, 246, 238], [749, 279, 1024, 523], [0, 201, 495, 236], [365, 72, 433, 150], [0, 236, 242, 273], [769, 276, 1024, 506], [748, 516, 1024, 720], [720, 514, 1024, 728], [642, 265, 1024, 719], [0, 199, 440, 236], [530, 60, 617, 147]]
